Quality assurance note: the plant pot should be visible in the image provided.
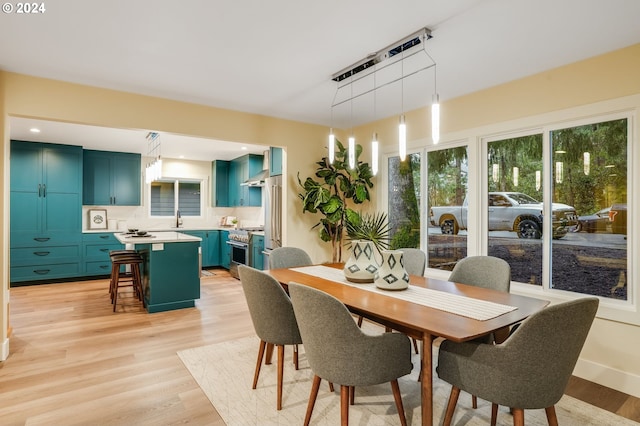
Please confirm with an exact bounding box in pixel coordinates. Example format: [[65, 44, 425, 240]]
[[375, 250, 409, 290], [343, 240, 378, 283]]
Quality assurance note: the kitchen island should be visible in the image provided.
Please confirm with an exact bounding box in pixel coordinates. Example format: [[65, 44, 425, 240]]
[[115, 231, 202, 313]]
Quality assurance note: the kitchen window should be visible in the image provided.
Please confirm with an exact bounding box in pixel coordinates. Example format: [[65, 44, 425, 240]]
[[150, 179, 202, 217]]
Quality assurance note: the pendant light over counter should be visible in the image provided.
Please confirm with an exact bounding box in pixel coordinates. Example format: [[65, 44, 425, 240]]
[[327, 27, 441, 169]]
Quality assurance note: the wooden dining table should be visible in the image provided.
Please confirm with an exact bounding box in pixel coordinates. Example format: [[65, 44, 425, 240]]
[[268, 263, 550, 426]]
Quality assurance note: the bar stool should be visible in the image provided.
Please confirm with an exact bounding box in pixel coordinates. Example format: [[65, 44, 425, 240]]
[[109, 251, 145, 312]]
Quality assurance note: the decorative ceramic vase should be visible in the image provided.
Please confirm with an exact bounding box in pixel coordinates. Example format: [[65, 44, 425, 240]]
[[343, 240, 379, 283], [375, 250, 409, 290]]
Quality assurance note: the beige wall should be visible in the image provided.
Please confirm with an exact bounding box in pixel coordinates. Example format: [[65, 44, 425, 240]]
[[2, 44, 640, 396]]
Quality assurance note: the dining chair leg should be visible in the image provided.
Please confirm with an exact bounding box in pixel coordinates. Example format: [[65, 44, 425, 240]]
[[545, 406, 559, 426], [277, 344, 284, 410], [443, 386, 461, 426], [328, 382, 335, 392], [356, 315, 364, 327], [491, 403, 498, 426], [390, 379, 407, 426], [349, 386, 355, 405], [512, 408, 525, 426], [412, 338, 419, 354], [340, 385, 349, 426], [252, 340, 266, 389], [303, 375, 322, 426], [265, 342, 274, 364], [472, 394, 478, 408], [293, 344, 299, 370]]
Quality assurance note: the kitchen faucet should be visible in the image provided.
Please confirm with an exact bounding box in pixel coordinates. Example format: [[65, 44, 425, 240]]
[[176, 209, 183, 228]]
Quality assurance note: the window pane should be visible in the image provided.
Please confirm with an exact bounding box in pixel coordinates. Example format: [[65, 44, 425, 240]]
[[388, 153, 421, 250], [150, 181, 175, 216], [487, 135, 544, 285], [178, 181, 201, 216], [427, 146, 468, 270], [551, 118, 628, 300]]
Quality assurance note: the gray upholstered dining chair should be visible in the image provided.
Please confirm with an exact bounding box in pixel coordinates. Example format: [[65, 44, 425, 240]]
[[449, 255, 511, 293], [288, 282, 413, 426], [401, 248, 427, 277], [268, 246, 313, 269], [238, 265, 303, 410], [437, 297, 599, 426], [448, 255, 512, 407]]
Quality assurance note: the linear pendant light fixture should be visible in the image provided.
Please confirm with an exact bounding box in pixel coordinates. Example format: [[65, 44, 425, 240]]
[[329, 27, 439, 164]]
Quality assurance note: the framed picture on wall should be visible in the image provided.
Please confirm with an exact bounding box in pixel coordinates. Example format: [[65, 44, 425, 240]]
[[88, 209, 108, 230]]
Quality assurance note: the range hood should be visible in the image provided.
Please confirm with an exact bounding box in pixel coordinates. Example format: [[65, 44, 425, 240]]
[[242, 150, 270, 187]]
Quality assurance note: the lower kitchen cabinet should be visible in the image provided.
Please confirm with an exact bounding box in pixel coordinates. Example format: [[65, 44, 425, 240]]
[[82, 233, 124, 276], [251, 234, 264, 270], [220, 230, 231, 269], [206, 230, 221, 267]]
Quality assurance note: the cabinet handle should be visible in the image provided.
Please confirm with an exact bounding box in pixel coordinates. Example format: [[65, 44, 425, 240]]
[[33, 237, 50, 242], [100, 235, 110, 239], [100, 248, 109, 252], [42, 184, 46, 197], [99, 265, 109, 270], [38, 184, 42, 197], [33, 251, 50, 256], [33, 269, 51, 275]]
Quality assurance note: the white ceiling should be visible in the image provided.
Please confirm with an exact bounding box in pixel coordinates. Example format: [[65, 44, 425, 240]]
[[3, 0, 640, 160]]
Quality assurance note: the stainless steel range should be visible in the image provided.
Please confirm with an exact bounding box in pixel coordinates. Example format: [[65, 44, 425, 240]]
[[227, 227, 263, 279]]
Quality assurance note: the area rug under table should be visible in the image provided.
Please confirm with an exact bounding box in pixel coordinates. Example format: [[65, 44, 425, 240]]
[[178, 336, 638, 426]]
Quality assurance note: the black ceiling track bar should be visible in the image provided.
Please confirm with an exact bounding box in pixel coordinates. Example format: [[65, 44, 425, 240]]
[[331, 28, 432, 83]]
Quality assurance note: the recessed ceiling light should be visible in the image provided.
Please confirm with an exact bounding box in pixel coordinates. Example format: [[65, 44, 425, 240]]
[[241, 146, 248, 150], [179, 155, 185, 159], [30, 128, 41, 133]]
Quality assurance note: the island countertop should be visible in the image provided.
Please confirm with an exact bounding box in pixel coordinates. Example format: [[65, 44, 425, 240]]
[[115, 231, 202, 245]]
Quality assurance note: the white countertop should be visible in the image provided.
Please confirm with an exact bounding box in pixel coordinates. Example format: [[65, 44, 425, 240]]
[[84, 226, 236, 234], [115, 231, 202, 244]]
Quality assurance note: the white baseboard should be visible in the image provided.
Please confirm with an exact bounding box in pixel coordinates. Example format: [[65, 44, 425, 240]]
[[1, 337, 8, 361], [574, 357, 640, 398]]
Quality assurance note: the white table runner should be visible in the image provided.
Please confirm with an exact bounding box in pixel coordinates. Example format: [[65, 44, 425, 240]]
[[290, 265, 517, 321]]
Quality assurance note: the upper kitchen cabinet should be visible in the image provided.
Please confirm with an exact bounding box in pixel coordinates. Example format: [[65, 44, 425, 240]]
[[211, 160, 230, 207], [269, 147, 283, 176], [10, 140, 83, 244], [83, 150, 141, 205], [229, 154, 263, 207]]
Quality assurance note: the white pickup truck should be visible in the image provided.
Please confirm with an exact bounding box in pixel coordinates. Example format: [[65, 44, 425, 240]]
[[429, 192, 578, 239]]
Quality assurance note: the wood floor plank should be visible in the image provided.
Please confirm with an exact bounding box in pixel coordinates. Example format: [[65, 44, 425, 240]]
[[1, 268, 638, 425]]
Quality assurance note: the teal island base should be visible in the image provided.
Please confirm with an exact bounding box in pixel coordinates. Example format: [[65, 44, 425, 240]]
[[136, 240, 201, 313]]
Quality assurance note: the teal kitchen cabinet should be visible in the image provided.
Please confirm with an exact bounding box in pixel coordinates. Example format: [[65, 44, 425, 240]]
[[220, 230, 231, 269], [269, 147, 283, 176], [211, 160, 230, 207], [181, 230, 222, 267], [251, 234, 264, 270], [82, 232, 124, 276], [206, 230, 221, 266], [230, 154, 263, 207], [10, 141, 83, 282], [83, 150, 141, 205], [182, 230, 207, 268]]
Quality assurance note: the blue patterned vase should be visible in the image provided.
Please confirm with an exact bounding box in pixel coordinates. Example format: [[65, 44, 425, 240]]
[[375, 250, 409, 290], [343, 240, 379, 283]]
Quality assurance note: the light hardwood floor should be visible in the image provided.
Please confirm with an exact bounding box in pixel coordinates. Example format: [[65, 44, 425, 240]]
[[2, 269, 639, 425]]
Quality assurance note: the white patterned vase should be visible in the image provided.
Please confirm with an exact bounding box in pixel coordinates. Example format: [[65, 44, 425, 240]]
[[343, 240, 379, 283], [375, 250, 409, 290]]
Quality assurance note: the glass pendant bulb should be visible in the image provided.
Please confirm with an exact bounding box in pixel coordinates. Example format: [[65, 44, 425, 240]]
[[348, 136, 355, 169], [399, 114, 406, 161], [432, 94, 440, 144], [371, 132, 379, 176], [328, 128, 335, 164]]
